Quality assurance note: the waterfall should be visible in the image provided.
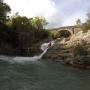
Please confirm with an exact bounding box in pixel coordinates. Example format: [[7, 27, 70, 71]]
[[39, 40, 55, 59], [0, 41, 55, 64]]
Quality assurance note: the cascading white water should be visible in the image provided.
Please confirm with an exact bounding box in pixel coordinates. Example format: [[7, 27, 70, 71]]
[[0, 41, 55, 64]]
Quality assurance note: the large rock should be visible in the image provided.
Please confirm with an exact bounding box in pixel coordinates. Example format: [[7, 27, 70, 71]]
[[42, 38, 90, 69]]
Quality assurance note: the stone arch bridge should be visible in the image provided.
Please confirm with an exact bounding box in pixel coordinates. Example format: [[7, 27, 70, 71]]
[[49, 25, 82, 38]]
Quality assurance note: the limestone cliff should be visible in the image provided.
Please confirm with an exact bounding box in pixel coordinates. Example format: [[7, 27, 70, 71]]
[[43, 31, 90, 69]]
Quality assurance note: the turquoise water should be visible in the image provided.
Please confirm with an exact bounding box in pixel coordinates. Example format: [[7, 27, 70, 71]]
[[0, 59, 90, 90]]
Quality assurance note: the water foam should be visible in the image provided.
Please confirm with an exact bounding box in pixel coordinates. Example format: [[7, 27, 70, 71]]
[[0, 41, 55, 64]]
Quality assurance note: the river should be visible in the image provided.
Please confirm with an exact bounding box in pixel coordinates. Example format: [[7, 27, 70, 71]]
[[0, 41, 90, 90], [0, 58, 90, 90]]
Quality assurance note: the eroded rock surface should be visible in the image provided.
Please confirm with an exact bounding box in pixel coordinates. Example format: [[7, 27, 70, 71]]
[[43, 38, 90, 69]]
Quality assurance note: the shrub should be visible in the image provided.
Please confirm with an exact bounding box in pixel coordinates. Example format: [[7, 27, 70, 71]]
[[34, 29, 50, 40]]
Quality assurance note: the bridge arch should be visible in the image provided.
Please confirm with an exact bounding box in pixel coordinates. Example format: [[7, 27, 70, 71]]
[[56, 29, 72, 38]]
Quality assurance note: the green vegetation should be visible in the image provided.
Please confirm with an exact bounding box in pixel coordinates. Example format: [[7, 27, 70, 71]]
[[0, 0, 11, 23], [0, 1, 50, 56], [77, 13, 90, 32], [31, 16, 48, 30], [76, 19, 81, 26], [82, 20, 90, 32]]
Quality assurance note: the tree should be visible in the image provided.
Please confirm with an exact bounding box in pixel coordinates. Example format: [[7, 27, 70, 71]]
[[87, 12, 90, 20], [31, 16, 48, 30], [8, 16, 36, 47], [76, 19, 81, 26], [6, 15, 50, 50], [82, 13, 90, 32], [0, 0, 11, 23]]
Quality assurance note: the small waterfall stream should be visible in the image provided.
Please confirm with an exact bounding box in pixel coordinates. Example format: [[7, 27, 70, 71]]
[[0, 41, 54, 64]]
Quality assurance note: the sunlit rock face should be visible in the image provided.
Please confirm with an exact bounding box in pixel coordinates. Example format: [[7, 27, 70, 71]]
[[66, 30, 90, 46], [43, 31, 90, 68]]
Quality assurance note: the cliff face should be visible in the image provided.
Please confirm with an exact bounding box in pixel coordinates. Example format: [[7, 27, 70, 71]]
[[43, 37, 90, 69], [43, 39, 73, 63]]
